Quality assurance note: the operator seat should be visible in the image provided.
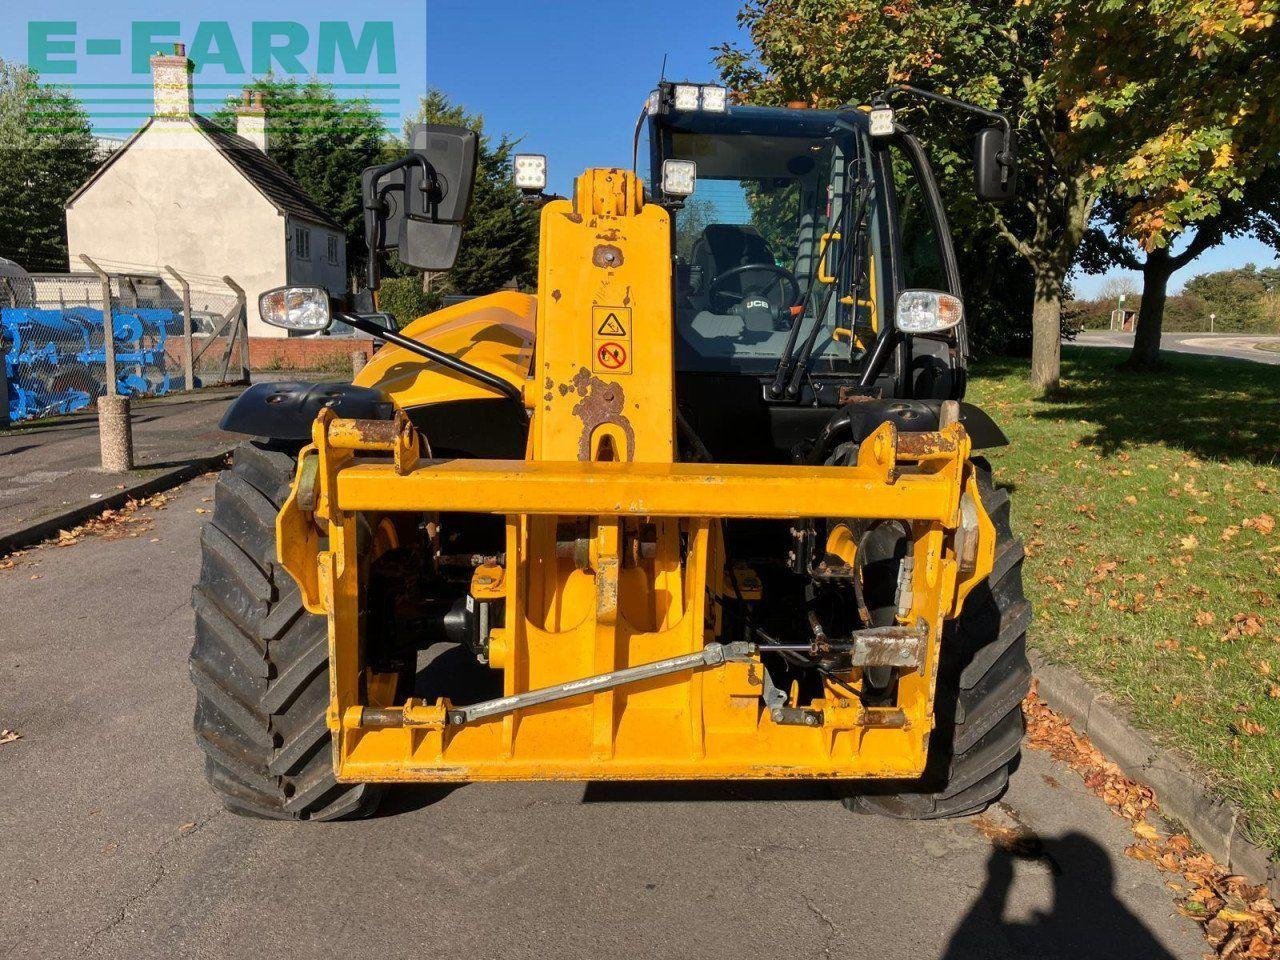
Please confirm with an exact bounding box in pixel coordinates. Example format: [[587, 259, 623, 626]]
[[690, 224, 777, 311]]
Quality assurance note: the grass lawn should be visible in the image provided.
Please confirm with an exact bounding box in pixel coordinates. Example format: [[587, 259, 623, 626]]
[[1256, 341, 1280, 354], [969, 346, 1280, 850]]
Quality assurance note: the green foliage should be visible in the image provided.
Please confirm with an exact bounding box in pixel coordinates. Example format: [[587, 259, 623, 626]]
[[376, 275, 436, 328], [211, 78, 387, 269], [1183, 264, 1280, 332], [743, 180, 802, 265], [675, 196, 715, 260], [396, 90, 538, 298], [0, 61, 99, 272]]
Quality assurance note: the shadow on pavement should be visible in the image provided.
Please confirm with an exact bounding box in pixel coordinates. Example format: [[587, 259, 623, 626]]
[[943, 830, 1178, 960]]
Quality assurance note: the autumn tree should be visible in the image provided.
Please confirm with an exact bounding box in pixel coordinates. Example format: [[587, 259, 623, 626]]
[[0, 61, 99, 271], [718, 0, 1099, 392], [1051, 0, 1280, 368], [1078, 174, 1280, 367]]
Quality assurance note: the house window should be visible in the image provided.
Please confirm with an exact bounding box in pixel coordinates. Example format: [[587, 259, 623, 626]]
[[327, 235, 339, 265], [295, 227, 311, 261]]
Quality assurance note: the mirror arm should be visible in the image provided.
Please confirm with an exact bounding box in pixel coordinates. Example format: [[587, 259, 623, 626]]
[[875, 84, 1014, 184], [363, 155, 448, 292], [336, 312, 527, 412]]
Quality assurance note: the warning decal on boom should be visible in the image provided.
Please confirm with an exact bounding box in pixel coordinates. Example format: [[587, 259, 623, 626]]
[[591, 306, 633, 374], [597, 312, 627, 337]]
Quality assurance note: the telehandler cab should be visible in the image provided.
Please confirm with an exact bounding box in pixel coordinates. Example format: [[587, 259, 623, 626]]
[[193, 83, 1031, 821]]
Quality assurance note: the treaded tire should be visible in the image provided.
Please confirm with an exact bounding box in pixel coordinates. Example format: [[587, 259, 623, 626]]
[[190, 440, 386, 821], [842, 458, 1032, 819]]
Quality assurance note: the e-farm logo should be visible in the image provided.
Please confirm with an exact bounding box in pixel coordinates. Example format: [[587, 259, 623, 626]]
[[24, 17, 412, 135], [28, 20, 398, 77]]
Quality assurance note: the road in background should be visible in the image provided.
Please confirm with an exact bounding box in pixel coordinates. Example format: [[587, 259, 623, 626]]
[[0, 477, 1208, 960], [1075, 331, 1280, 365]]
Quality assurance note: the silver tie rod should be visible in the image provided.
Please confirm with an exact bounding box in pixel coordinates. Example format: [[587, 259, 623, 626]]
[[445, 641, 756, 725], [443, 624, 927, 727]]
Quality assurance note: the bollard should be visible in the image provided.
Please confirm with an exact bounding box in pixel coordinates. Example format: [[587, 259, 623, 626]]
[[98, 394, 134, 472], [351, 349, 368, 378]]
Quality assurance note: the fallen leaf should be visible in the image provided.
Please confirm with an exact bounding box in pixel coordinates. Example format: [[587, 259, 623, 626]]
[[0, 729, 19, 745], [1244, 514, 1276, 536], [1195, 611, 1216, 627], [1180, 535, 1199, 550], [1134, 820, 1161, 841]]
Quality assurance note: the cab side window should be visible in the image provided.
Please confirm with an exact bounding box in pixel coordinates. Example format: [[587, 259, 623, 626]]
[[888, 146, 948, 292]]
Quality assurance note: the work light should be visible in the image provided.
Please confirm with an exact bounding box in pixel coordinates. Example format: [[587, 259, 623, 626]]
[[259, 286, 332, 332], [869, 103, 895, 137], [513, 154, 548, 192], [700, 85, 728, 112], [662, 159, 697, 198], [673, 84, 701, 111], [896, 290, 963, 334]]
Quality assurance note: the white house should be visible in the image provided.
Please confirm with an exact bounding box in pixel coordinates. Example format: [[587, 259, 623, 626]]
[[65, 43, 348, 338]]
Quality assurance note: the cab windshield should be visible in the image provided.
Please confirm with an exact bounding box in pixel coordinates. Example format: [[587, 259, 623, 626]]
[[654, 111, 880, 376]]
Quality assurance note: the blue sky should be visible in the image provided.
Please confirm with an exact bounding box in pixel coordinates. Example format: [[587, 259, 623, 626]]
[[5, 1, 1274, 297], [424, 0, 747, 190]]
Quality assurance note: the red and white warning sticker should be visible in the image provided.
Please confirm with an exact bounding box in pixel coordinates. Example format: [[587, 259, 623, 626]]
[[591, 306, 633, 373]]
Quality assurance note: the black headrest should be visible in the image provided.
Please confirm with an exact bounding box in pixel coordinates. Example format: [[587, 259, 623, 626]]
[[696, 224, 775, 274]]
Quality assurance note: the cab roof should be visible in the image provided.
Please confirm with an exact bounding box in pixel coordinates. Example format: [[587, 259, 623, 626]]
[[657, 102, 869, 139]]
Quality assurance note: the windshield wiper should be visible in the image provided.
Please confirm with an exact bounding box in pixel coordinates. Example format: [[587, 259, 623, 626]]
[[768, 176, 873, 400]]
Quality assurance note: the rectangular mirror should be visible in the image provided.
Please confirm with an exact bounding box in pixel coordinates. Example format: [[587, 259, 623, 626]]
[[974, 127, 1017, 203], [362, 124, 479, 276]]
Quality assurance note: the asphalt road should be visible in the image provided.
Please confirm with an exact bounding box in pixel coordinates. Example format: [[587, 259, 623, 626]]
[[0, 476, 1209, 960], [1074, 330, 1280, 365]]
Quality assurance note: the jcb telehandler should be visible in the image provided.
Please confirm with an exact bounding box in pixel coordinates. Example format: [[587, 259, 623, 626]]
[[192, 83, 1031, 821]]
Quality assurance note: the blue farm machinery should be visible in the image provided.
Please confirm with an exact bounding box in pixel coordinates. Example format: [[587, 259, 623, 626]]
[[2, 306, 180, 421]]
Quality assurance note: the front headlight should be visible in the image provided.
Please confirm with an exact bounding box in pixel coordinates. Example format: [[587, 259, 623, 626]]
[[896, 290, 963, 334], [259, 286, 333, 332]]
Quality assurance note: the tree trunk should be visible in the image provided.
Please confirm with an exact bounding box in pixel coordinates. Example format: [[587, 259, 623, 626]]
[[1030, 275, 1063, 394], [1124, 248, 1174, 371]]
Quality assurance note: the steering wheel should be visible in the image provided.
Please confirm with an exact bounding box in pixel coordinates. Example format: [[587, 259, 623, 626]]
[[708, 263, 801, 317]]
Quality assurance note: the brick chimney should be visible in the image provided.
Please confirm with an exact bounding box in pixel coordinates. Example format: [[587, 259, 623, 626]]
[[236, 90, 269, 152], [150, 42, 193, 119]]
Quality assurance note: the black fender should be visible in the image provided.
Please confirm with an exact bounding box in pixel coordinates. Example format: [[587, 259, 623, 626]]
[[219, 381, 395, 441], [809, 399, 1007, 464]]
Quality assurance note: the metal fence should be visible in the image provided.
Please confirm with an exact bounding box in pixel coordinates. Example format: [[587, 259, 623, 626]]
[[1, 258, 248, 422]]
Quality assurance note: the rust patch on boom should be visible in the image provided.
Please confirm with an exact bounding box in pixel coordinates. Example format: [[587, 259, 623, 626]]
[[568, 367, 636, 462]]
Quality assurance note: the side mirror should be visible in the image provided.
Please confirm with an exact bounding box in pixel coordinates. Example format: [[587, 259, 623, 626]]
[[362, 124, 479, 283], [974, 127, 1017, 203]]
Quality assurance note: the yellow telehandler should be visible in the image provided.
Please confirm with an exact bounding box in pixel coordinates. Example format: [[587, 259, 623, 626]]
[[192, 83, 1031, 820]]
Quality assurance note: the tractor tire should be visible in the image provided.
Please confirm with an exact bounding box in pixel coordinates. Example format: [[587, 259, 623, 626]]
[[189, 440, 387, 821], [842, 459, 1032, 819]]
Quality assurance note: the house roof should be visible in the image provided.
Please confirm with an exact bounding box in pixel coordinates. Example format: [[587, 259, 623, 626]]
[[190, 115, 342, 231], [67, 115, 343, 232]]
